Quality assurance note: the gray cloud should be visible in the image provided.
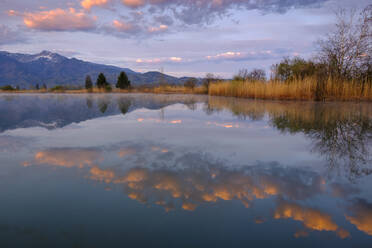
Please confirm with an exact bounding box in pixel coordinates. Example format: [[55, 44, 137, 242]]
[[153, 14, 174, 26], [100, 0, 332, 38], [0, 25, 26, 45], [2, 0, 333, 38], [121, 0, 331, 25]]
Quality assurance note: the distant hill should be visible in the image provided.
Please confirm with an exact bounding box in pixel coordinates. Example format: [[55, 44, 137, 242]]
[[0, 51, 194, 88]]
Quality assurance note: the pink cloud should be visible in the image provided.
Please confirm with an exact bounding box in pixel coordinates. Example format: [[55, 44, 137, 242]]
[[23, 8, 97, 31], [148, 24, 168, 33], [113, 20, 136, 32], [7, 10, 17, 16], [136, 56, 183, 64], [121, 0, 226, 8], [122, 0, 146, 8], [81, 0, 110, 10], [206, 51, 243, 60], [170, 57, 182, 62], [206, 50, 275, 61]]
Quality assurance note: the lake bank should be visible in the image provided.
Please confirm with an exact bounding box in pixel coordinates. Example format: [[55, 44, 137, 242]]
[[1, 79, 372, 101]]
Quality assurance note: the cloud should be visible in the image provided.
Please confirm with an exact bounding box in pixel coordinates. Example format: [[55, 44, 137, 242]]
[[119, 0, 331, 25], [31, 148, 103, 168], [207, 51, 243, 60], [81, 0, 110, 10], [4, 0, 331, 39], [105, 18, 169, 37], [90, 166, 116, 183], [112, 19, 137, 32], [274, 200, 350, 239], [122, 0, 145, 8], [23, 8, 97, 31], [206, 50, 275, 62], [153, 15, 174, 26], [135, 56, 183, 64], [206, 121, 240, 128], [118, 147, 137, 157], [346, 199, 372, 236], [85, 154, 326, 212], [147, 24, 168, 33], [7, 10, 18, 16], [0, 25, 26, 45], [169, 57, 182, 62]]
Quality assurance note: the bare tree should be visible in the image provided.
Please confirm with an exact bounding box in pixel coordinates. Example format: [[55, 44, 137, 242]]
[[203, 73, 217, 89], [184, 78, 197, 89], [234, 68, 266, 81], [318, 5, 371, 81], [234, 69, 249, 81], [248, 69, 266, 81]]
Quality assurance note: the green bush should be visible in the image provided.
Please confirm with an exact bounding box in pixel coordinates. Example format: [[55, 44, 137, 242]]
[[0, 85, 15, 91], [49, 85, 65, 92], [105, 84, 112, 92]]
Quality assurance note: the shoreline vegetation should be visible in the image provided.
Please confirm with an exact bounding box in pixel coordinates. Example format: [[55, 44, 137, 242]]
[[1, 6, 371, 102], [1, 79, 371, 102]]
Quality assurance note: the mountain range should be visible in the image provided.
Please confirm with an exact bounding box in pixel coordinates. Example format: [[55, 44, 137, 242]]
[[0, 51, 193, 88]]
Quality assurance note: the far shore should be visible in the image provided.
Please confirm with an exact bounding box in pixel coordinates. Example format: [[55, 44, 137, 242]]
[[1, 80, 372, 102]]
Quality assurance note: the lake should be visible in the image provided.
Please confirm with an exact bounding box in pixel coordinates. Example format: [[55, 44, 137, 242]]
[[0, 93, 371, 247]]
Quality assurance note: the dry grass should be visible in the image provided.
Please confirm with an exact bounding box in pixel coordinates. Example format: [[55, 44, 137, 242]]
[[209, 78, 372, 101], [2, 79, 372, 101]]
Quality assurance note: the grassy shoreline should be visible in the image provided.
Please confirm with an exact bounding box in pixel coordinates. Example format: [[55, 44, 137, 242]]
[[209, 79, 372, 101], [1, 79, 372, 102]]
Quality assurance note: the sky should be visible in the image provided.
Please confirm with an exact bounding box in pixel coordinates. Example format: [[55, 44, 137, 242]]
[[0, 0, 370, 78]]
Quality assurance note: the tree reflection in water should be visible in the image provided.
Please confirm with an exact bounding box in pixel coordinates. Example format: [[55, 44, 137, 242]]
[[207, 97, 372, 180]]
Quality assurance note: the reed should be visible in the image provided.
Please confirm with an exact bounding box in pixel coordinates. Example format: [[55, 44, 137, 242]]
[[2, 79, 372, 101], [208, 78, 372, 101]]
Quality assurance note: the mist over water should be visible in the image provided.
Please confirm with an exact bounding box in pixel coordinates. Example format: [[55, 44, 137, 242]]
[[0, 94, 371, 247]]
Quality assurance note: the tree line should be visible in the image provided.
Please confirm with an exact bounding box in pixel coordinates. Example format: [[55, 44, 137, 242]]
[[85, 71, 131, 91], [232, 6, 371, 89]]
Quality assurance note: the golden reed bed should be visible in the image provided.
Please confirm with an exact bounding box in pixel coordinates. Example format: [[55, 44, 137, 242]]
[[209, 78, 372, 101], [1, 78, 372, 101]]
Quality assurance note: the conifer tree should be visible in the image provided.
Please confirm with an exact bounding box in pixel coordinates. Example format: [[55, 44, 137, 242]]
[[116, 71, 131, 89], [85, 75, 93, 90], [96, 73, 108, 89]]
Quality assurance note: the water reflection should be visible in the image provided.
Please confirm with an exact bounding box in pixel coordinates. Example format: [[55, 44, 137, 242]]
[[274, 200, 350, 239], [206, 97, 372, 180], [0, 94, 206, 131], [1, 93, 372, 246], [21, 144, 370, 239], [30, 148, 103, 168], [0, 93, 370, 181], [346, 199, 372, 236]]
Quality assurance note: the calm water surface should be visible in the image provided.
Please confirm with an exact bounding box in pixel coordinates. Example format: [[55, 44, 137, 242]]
[[0, 93, 371, 247]]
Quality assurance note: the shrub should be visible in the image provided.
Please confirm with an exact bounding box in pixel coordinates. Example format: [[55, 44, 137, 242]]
[[105, 84, 112, 92], [0, 85, 15, 91], [49, 85, 65, 92], [184, 78, 197, 89], [272, 57, 317, 81]]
